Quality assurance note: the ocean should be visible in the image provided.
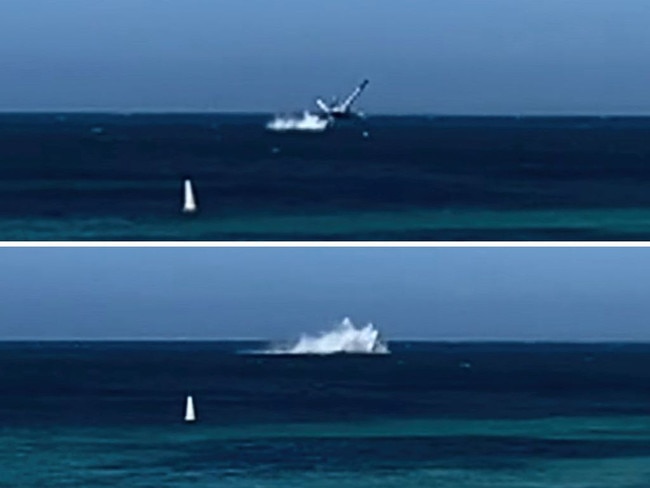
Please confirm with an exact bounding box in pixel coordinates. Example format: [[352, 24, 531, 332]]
[[5, 114, 650, 240], [2, 341, 650, 487]]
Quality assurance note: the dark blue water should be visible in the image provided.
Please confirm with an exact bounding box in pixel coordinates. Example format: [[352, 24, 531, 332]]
[[5, 114, 650, 240], [2, 342, 650, 487], [3, 341, 650, 426]]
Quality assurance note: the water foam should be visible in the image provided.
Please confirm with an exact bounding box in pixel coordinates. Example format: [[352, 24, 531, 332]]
[[266, 112, 329, 132], [263, 318, 389, 355]]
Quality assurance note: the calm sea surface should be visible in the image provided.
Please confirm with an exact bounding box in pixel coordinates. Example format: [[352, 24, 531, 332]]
[[1, 342, 650, 487], [4, 114, 650, 240]]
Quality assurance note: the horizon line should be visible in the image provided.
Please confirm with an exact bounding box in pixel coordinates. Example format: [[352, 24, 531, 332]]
[[3, 337, 650, 344], [4, 109, 650, 118]]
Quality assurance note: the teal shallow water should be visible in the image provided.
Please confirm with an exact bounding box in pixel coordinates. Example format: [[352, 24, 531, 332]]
[[5, 207, 650, 240], [3, 417, 650, 487]]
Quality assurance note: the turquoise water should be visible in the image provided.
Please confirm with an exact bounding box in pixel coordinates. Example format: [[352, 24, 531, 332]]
[[5, 208, 650, 240], [4, 417, 650, 487]]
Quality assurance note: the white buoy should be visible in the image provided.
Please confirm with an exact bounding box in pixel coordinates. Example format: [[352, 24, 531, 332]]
[[184, 395, 196, 422], [182, 179, 197, 214]]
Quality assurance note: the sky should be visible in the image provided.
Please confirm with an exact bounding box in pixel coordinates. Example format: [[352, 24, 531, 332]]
[[2, 1, 650, 114], [1, 247, 650, 341]]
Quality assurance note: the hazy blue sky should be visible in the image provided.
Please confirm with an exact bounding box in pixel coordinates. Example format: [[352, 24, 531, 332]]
[[2, 0, 650, 113], [1, 247, 649, 341]]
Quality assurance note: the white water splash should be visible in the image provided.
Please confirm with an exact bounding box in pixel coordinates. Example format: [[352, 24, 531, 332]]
[[263, 318, 389, 355], [266, 112, 329, 132]]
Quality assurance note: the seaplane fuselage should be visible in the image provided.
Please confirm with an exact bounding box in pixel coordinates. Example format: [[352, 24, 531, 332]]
[[325, 110, 363, 120]]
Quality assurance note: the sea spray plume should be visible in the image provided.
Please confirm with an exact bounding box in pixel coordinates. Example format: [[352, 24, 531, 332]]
[[266, 112, 329, 132], [265, 318, 389, 355]]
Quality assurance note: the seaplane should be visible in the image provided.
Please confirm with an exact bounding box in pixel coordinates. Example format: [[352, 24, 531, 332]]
[[315, 79, 369, 124]]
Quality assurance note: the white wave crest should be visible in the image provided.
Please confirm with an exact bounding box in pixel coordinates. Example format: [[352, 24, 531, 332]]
[[266, 112, 329, 132], [264, 318, 389, 355]]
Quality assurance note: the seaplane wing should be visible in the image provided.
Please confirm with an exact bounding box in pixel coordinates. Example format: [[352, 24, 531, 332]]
[[316, 98, 331, 113], [337, 79, 369, 112]]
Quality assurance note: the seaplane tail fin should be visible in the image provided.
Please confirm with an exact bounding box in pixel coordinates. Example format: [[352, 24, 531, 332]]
[[316, 98, 331, 113], [339, 79, 369, 111]]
